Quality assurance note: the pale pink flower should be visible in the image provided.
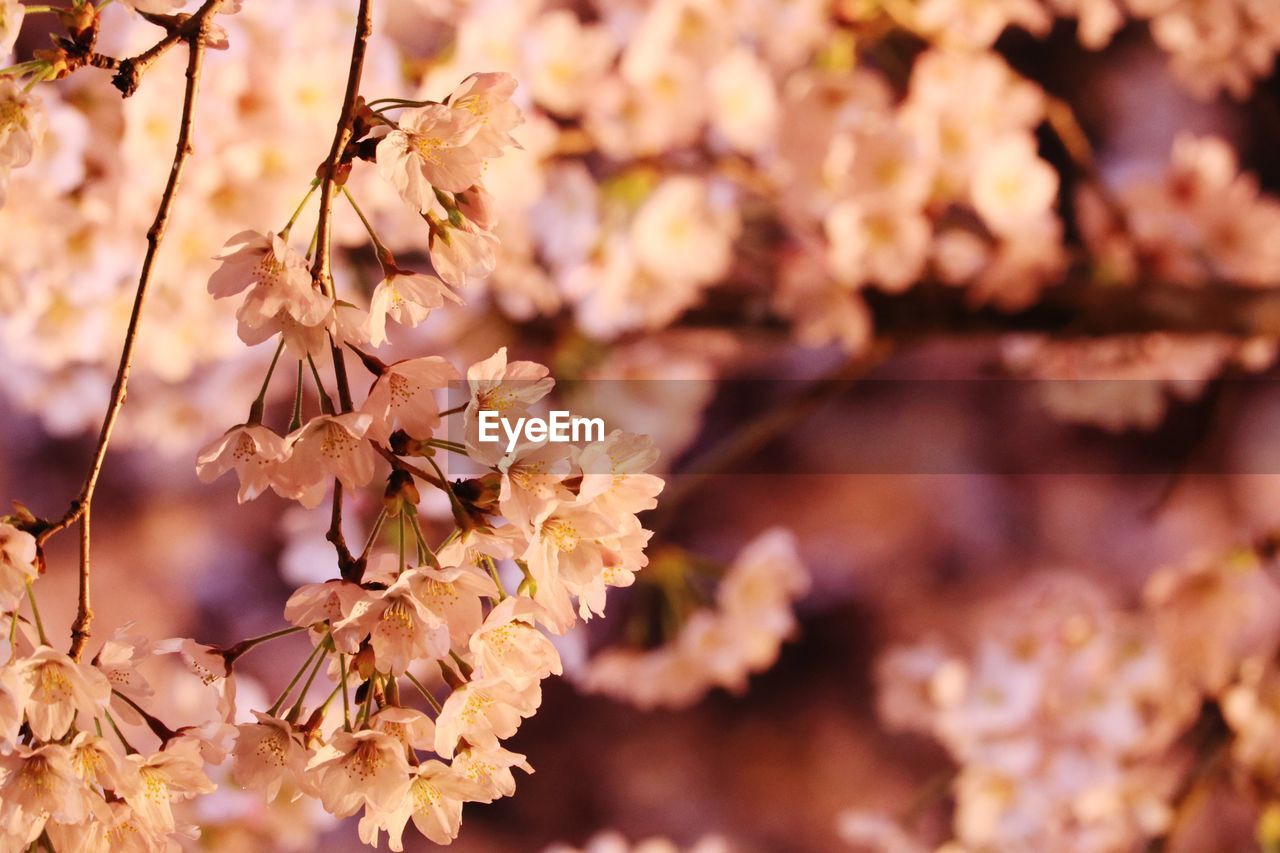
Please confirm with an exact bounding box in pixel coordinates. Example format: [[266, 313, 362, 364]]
[[122, 736, 216, 834], [0, 743, 87, 842], [497, 439, 575, 529], [366, 269, 461, 348], [195, 423, 289, 503], [15, 645, 111, 741], [369, 705, 436, 752], [94, 626, 154, 704], [208, 230, 325, 326], [334, 568, 450, 674], [0, 0, 24, 57], [232, 711, 311, 802], [445, 72, 524, 158], [283, 412, 378, 495], [707, 47, 778, 154], [358, 760, 478, 850], [463, 347, 554, 465], [970, 134, 1060, 237], [575, 430, 664, 518], [377, 104, 483, 207], [825, 199, 931, 292], [0, 520, 37, 612], [522, 11, 617, 117], [429, 218, 500, 287], [68, 731, 130, 794], [521, 503, 636, 629], [362, 355, 460, 443], [0, 79, 44, 171], [469, 596, 562, 684], [407, 562, 499, 648], [284, 579, 368, 646], [434, 676, 542, 758], [308, 729, 411, 818], [453, 744, 532, 803], [629, 176, 738, 287]]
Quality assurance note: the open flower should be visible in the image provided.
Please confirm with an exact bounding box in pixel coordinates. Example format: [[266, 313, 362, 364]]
[[195, 423, 289, 502], [283, 413, 378, 496], [366, 268, 460, 348], [232, 711, 312, 802], [358, 760, 480, 850], [14, 646, 111, 741], [463, 347, 554, 465], [469, 597, 562, 684], [122, 737, 216, 835], [445, 72, 524, 158], [362, 356, 460, 443], [0, 743, 88, 842], [208, 230, 325, 326], [0, 0, 24, 57], [453, 744, 532, 803], [334, 568, 450, 674], [308, 729, 411, 818], [434, 676, 542, 759], [0, 520, 37, 612], [377, 104, 483, 208]]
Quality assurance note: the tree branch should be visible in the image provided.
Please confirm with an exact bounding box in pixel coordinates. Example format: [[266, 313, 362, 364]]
[[310, 0, 373, 581], [55, 0, 224, 661]]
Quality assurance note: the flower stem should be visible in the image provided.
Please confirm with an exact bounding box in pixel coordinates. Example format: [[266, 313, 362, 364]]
[[404, 670, 442, 714], [24, 581, 49, 646], [267, 638, 325, 716], [223, 624, 306, 664], [247, 337, 286, 425], [280, 178, 321, 239], [338, 652, 352, 731]]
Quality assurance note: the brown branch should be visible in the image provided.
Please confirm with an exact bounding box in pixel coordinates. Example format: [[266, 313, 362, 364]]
[[54, 0, 225, 661], [308, 0, 373, 580]]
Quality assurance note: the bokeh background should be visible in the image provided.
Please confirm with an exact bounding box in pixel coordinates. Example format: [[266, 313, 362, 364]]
[[8, 0, 1280, 850]]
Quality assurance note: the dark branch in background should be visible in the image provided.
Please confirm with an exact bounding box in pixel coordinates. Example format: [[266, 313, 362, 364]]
[[31, 0, 226, 662]]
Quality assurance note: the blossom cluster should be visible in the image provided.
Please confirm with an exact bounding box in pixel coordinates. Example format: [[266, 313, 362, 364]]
[[0, 525, 229, 848], [578, 529, 809, 711], [845, 545, 1280, 851], [6, 1, 1280, 450]]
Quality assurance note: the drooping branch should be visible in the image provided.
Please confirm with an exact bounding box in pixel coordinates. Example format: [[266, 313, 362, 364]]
[[311, 0, 373, 582], [54, 0, 226, 661]]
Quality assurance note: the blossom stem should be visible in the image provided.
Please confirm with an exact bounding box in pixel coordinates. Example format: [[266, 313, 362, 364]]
[[341, 186, 391, 260], [267, 638, 326, 717], [288, 361, 304, 431], [24, 581, 49, 646], [424, 455, 468, 526], [247, 337, 286, 425], [408, 512, 439, 569], [37, 3, 224, 665], [306, 354, 336, 415], [397, 509, 406, 574], [280, 178, 321, 239], [483, 555, 506, 601], [403, 671, 442, 714], [438, 403, 466, 417], [222, 624, 306, 664], [103, 710, 139, 755], [359, 508, 388, 561], [338, 652, 352, 731], [112, 689, 179, 743], [426, 438, 468, 454], [287, 638, 331, 720]]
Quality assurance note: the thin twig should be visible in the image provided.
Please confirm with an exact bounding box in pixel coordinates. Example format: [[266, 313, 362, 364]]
[[53, 0, 224, 662], [310, 0, 373, 582]]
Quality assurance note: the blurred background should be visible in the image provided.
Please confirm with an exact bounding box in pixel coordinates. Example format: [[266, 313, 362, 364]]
[[8, 0, 1280, 850]]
